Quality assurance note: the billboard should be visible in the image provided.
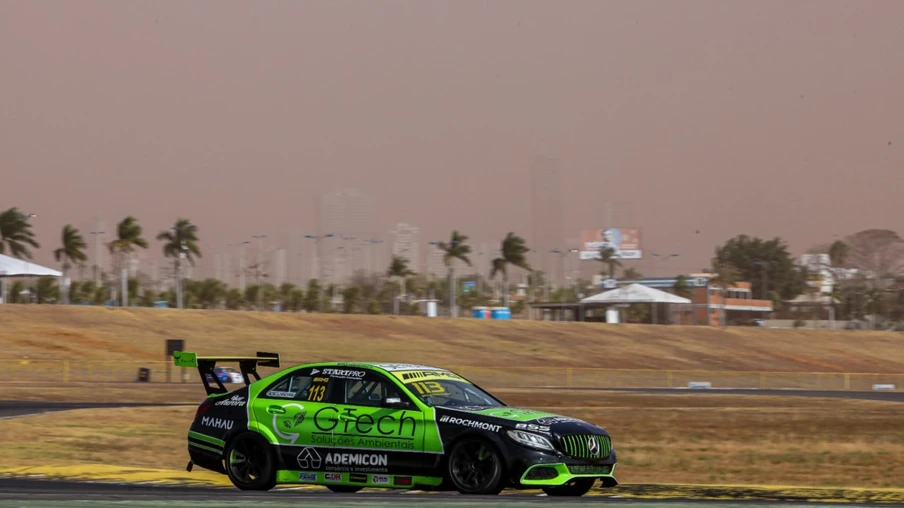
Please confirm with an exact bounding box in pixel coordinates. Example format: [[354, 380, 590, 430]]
[[579, 227, 643, 260]]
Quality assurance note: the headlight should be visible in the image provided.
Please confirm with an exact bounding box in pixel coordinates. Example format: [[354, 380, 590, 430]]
[[506, 430, 555, 452]]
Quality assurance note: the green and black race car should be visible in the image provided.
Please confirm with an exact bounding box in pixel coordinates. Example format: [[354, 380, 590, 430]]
[[174, 351, 618, 496]]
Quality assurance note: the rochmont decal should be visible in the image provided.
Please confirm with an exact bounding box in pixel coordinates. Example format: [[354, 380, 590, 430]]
[[321, 368, 366, 379], [214, 395, 246, 407], [200, 416, 233, 430], [439, 415, 501, 432]]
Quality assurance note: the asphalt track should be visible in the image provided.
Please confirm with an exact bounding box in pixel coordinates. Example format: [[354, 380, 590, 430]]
[[2, 390, 903, 505], [2, 388, 903, 420], [0, 478, 901, 507]]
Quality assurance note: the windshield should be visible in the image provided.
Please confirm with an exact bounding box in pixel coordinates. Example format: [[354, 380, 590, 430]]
[[403, 379, 504, 408]]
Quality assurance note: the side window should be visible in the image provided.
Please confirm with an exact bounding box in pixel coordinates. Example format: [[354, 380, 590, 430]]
[[262, 368, 334, 402], [340, 373, 410, 407]]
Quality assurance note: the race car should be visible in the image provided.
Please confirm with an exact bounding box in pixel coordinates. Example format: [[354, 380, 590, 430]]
[[173, 351, 617, 496], [205, 367, 244, 384]]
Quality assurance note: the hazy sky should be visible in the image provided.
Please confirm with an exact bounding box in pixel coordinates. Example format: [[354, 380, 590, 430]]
[[2, 0, 902, 279]]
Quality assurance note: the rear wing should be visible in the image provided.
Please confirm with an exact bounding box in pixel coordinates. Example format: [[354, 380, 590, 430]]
[[173, 350, 281, 396]]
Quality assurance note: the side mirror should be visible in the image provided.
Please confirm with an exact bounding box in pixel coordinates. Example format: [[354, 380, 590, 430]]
[[383, 397, 411, 409]]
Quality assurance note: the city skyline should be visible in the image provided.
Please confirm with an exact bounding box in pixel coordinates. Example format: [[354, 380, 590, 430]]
[[3, 1, 902, 283]]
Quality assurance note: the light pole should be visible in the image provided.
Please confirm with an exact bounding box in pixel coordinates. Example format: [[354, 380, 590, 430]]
[[20, 213, 37, 302], [238, 240, 251, 290], [753, 261, 775, 300], [428, 241, 440, 301], [90, 229, 105, 286], [252, 234, 267, 310], [304, 233, 334, 284], [550, 249, 570, 295], [652, 253, 680, 277]]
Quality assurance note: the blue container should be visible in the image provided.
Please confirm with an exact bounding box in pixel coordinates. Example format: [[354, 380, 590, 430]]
[[472, 306, 490, 319], [153, 300, 169, 309], [490, 307, 511, 320]]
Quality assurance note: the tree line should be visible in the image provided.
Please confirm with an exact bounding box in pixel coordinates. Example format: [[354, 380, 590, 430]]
[[3, 206, 904, 325]]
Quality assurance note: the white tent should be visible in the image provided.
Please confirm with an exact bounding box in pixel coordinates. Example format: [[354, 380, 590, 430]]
[[0, 253, 62, 277], [0, 254, 62, 304], [580, 283, 692, 324], [580, 283, 692, 305]]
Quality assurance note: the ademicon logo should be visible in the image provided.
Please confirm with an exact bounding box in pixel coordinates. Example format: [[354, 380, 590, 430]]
[[201, 416, 233, 430], [439, 415, 501, 432], [326, 452, 388, 466]]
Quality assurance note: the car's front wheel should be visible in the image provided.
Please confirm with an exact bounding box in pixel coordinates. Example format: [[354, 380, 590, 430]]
[[224, 432, 277, 491], [542, 478, 595, 496], [447, 437, 504, 495]]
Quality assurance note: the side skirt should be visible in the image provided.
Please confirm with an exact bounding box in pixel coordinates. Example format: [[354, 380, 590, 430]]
[[275, 470, 443, 490]]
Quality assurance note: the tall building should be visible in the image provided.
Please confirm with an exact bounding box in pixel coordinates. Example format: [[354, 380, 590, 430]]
[[529, 155, 565, 279], [317, 189, 376, 283], [390, 223, 420, 271]]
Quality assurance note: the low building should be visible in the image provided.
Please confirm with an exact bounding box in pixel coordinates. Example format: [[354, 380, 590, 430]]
[[528, 274, 773, 325]]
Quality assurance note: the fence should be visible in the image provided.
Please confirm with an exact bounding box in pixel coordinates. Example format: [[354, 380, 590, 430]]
[[1, 360, 901, 392]]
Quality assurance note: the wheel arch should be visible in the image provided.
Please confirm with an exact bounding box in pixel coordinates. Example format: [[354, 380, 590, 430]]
[[441, 429, 510, 482]]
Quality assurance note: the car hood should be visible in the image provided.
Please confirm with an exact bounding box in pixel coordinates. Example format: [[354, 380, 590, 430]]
[[438, 406, 607, 435]]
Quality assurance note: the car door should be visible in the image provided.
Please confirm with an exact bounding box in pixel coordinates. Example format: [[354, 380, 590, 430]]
[[250, 366, 337, 474], [320, 366, 427, 478]]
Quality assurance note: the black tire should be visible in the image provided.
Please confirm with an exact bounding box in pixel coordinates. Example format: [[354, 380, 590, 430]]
[[224, 432, 277, 491], [446, 437, 505, 495], [327, 485, 362, 493], [542, 478, 595, 497]]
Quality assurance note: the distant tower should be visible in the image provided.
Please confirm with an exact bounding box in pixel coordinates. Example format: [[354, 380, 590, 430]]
[[318, 189, 376, 283], [529, 156, 564, 279], [390, 223, 420, 272]]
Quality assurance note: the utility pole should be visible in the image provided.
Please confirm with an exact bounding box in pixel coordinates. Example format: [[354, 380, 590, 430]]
[[253, 234, 267, 310]]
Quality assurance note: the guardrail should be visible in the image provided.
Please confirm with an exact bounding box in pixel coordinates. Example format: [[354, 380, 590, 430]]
[[0, 360, 900, 391]]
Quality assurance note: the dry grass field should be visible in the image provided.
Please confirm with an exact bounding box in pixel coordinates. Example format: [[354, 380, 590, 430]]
[[0, 390, 901, 488], [2, 305, 904, 372], [2, 305, 904, 491]]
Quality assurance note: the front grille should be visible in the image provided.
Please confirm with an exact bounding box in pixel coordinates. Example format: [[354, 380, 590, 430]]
[[559, 434, 611, 459]]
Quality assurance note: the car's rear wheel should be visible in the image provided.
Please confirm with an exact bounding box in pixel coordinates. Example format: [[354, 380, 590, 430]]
[[447, 437, 504, 495], [542, 478, 595, 496], [326, 485, 362, 493], [224, 432, 276, 491]]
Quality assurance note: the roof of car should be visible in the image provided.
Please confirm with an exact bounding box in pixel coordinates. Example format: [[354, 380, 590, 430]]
[[328, 362, 450, 372]]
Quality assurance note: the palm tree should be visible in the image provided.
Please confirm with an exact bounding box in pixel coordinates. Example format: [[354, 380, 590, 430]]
[[709, 260, 739, 327], [107, 216, 149, 306], [387, 255, 415, 314], [436, 230, 472, 317], [597, 246, 622, 279], [673, 275, 694, 300], [156, 219, 201, 309], [53, 224, 88, 305], [490, 232, 531, 308], [0, 207, 40, 259]]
